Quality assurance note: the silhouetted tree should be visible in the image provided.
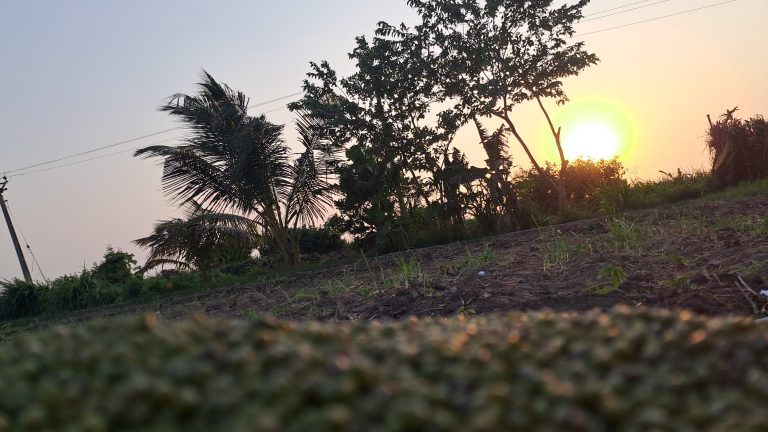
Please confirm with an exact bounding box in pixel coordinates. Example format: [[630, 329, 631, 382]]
[[377, 0, 599, 212], [135, 72, 335, 266], [290, 35, 462, 249], [133, 201, 258, 278]]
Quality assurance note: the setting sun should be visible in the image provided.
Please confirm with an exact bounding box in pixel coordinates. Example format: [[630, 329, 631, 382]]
[[562, 121, 621, 161], [545, 99, 636, 163]]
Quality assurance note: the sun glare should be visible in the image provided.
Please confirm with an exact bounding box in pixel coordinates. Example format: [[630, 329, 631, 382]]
[[562, 121, 620, 161], [543, 99, 635, 163]]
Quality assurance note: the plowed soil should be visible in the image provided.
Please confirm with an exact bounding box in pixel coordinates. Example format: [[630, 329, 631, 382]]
[[4, 196, 768, 336]]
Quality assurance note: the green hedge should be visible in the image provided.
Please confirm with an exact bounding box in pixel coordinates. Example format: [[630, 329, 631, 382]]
[[1, 308, 767, 431]]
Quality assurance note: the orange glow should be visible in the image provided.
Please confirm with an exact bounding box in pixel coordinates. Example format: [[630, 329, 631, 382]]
[[544, 99, 636, 163]]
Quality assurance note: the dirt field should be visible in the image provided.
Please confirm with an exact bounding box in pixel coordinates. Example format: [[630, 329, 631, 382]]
[[5, 195, 765, 337]]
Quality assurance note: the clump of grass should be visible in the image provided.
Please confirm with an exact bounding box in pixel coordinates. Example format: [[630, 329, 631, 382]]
[[543, 230, 572, 272], [607, 217, 643, 254], [378, 256, 427, 290]]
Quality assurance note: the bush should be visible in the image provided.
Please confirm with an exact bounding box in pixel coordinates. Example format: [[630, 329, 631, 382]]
[[516, 158, 627, 217], [1, 308, 767, 430], [260, 225, 347, 258], [93, 247, 137, 283], [707, 110, 768, 189], [0, 280, 43, 319]]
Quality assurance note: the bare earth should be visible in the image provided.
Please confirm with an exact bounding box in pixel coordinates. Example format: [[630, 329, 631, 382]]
[[4, 196, 768, 337]]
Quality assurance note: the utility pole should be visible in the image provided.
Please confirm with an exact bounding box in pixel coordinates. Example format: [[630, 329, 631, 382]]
[[0, 177, 32, 283]]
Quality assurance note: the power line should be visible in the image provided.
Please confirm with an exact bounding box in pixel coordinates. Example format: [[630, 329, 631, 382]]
[[2, 127, 181, 175], [1, 91, 304, 176], [584, 0, 657, 17], [578, 0, 738, 37], [5, 201, 47, 282], [581, 0, 673, 23], [247, 91, 303, 109], [7, 138, 178, 179]]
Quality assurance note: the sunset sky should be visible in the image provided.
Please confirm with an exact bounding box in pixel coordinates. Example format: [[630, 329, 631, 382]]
[[1, 0, 766, 280]]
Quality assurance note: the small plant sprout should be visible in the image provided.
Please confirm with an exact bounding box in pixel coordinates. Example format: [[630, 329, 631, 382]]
[[592, 265, 626, 295], [607, 217, 642, 253], [543, 230, 571, 272]]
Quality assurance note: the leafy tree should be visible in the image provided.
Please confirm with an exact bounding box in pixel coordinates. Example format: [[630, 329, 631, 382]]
[[93, 247, 137, 283], [290, 34, 463, 250], [135, 71, 335, 266], [378, 0, 599, 212], [133, 201, 258, 278]]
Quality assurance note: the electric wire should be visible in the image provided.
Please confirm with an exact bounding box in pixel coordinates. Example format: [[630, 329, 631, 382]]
[[2, 127, 181, 175], [7, 138, 178, 179], [1, 91, 304, 177], [580, 0, 673, 23], [5, 202, 47, 283], [247, 91, 302, 109], [584, 0, 657, 17], [578, 0, 737, 36], [5, 100, 299, 179]]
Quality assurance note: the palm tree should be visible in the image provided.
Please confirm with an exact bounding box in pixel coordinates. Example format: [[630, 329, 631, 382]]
[[134, 201, 258, 278], [135, 71, 335, 266]]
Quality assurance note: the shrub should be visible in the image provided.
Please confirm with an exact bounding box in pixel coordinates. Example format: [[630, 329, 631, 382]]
[[0, 280, 43, 319], [1, 308, 766, 430], [707, 109, 768, 189], [260, 225, 347, 258], [93, 247, 137, 283], [516, 158, 627, 217]]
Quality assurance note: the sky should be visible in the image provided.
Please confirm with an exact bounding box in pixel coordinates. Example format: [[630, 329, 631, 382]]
[[0, 0, 766, 280]]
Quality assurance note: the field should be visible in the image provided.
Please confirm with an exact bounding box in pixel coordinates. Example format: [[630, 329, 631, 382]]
[[3, 187, 766, 339]]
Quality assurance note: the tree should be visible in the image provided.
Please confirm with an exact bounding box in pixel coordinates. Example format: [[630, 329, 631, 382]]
[[378, 0, 599, 212], [133, 201, 258, 278], [135, 71, 335, 266], [93, 247, 137, 283], [290, 35, 463, 249]]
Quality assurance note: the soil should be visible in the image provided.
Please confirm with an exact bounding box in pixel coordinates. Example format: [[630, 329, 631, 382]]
[[4, 196, 768, 336]]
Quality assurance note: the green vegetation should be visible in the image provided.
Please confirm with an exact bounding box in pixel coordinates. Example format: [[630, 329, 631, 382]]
[[607, 217, 644, 254], [1, 308, 767, 431], [591, 265, 627, 295], [0, 248, 269, 320], [542, 230, 572, 272]]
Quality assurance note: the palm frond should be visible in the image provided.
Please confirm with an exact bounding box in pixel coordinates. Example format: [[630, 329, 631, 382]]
[[283, 111, 338, 227], [133, 207, 259, 272], [136, 72, 292, 216]]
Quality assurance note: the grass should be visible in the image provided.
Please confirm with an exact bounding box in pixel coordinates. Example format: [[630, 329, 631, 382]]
[[378, 256, 426, 290], [607, 217, 644, 254], [542, 230, 572, 272]]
